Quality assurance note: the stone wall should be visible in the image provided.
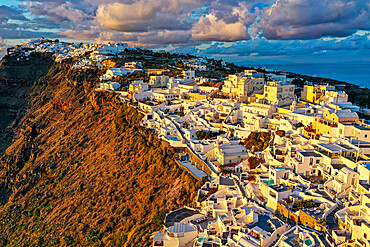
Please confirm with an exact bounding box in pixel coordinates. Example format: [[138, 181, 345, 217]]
[[185, 147, 213, 176], [276, 202, 299, 223], [298, 210, 318, 229]]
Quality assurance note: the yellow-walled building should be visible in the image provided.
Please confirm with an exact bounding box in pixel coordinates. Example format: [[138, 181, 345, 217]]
[[263, 81, 295, 106], [301, 85, 335, 103], [313, 109, 359, 136]]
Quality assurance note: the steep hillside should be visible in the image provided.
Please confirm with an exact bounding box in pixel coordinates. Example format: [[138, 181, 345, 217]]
[[0, 57, 202, 246], [0, 53, 54, 155]]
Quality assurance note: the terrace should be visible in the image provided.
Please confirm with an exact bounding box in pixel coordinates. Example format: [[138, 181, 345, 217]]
[[315, 144, 341, 159], [318, 118, 338, 127], [164, 207, 202, 227], [270, 184, 291, 193], [301, 207, 325, 220]]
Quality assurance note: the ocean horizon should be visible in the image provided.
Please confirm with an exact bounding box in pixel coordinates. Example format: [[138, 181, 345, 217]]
[[250, 63, 370, 89]]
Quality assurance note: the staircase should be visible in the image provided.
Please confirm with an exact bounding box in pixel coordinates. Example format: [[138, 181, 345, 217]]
[[326, 203, 345, 230]]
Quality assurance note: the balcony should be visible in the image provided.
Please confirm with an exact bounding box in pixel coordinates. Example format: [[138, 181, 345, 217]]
[[315, 148, 340, 159], [304, 127, 316, 133], [318, 119, 338, 127]]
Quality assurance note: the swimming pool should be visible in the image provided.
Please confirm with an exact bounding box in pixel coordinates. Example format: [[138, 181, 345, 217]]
[[305, 239, 313, 246], [169, 136, 179, 141]]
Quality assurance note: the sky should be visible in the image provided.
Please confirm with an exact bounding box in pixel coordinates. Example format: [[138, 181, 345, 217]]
[[0, 0, 369, 64]]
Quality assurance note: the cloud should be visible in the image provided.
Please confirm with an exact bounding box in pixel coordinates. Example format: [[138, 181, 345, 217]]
[[59, 29, 100, 41], [260, 0, 370, 40], [95, 0, 200, 32], [0, 37, 7, 58], [170, 32, 370, 60], [192, 13, 250, 42], [138, 30, 194, 46], [25, 1, 92, 24], [1, 0, 369, 63], [0, 5, 28, 22]]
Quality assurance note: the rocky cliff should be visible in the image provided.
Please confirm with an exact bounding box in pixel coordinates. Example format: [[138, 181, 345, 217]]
[[0, 55, 201, 246], [0, 53, 54, 155]]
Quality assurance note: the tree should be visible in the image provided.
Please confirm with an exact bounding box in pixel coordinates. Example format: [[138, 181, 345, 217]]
[[248, 157, 262, 170], [294, 122, 304, 128], [246, 174, 256, 181], [244, 132, 271, 152], [276, 130, 285, 137], [182, 122, 190, 129], [291, 78, 305, 88], [275, 149, 283, 155], [229, 128, 235, 137]]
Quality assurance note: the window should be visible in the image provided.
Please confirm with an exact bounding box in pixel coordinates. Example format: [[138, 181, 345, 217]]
[[269, 191, 277, 199]]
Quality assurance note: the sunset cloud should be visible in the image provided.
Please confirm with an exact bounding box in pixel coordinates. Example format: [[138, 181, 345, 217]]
[[25, 1, 91, 24], [0, 0, 369, 62], [192, 13, 250, 42], [260, 0, 370, 39], [95, 0, 199, 32]]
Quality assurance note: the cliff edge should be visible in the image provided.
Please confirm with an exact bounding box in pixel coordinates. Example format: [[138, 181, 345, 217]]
[[0, 56, 201, 246]]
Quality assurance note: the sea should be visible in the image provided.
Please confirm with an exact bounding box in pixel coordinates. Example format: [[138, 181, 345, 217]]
[[253, 63, 370, 89]]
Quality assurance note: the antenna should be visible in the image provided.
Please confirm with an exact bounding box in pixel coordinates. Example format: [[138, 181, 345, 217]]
[[335, 90, 339, 113]]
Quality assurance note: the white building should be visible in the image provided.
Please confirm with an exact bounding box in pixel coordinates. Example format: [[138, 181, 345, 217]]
[[182, 70, 195, 81], [125, 61, 142, 69], [152, 222, 197, 247], [94, 43, 127, 55], [98, 82, 121, 91], [100, 67, 130, 81], [149, 75, 170, 87]]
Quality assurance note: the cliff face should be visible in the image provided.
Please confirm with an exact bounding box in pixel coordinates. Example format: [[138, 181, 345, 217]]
[[0, 53, 54, 155], [0, 57, 201, 246]]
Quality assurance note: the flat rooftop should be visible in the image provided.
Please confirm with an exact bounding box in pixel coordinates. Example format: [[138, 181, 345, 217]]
[[283, 227, 323, 247], [202, 243, 220, 247], [317, 143, 342, 153], [350, 139, 370, 148], [164, 207, 200, 227], [332, 163, 346, 170], [248, 214, 283, 234], [219, 176, 235, 186], [301, 207, 325, 220], [270, 184, 291, 192], [299, 151, 322, 158]]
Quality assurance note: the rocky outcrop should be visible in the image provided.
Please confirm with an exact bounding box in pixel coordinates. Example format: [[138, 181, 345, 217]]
[[0, 53, 54, 155]]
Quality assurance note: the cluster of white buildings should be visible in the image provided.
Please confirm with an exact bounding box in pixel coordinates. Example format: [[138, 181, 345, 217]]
[[182, 58, 208, 71], [8, 41, 370, 246], [7, 39, 132, 64], [142, 69, 370, 246]]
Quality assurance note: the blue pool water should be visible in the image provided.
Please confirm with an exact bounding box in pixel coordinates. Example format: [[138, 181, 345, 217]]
[[305, 239, 313, 246]]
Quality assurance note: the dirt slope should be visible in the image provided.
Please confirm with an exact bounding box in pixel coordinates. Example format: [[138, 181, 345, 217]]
[[0, 57, 201, 246]]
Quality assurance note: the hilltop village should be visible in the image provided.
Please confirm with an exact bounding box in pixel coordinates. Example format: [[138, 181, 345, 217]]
[[7, 39, 370, 247]]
